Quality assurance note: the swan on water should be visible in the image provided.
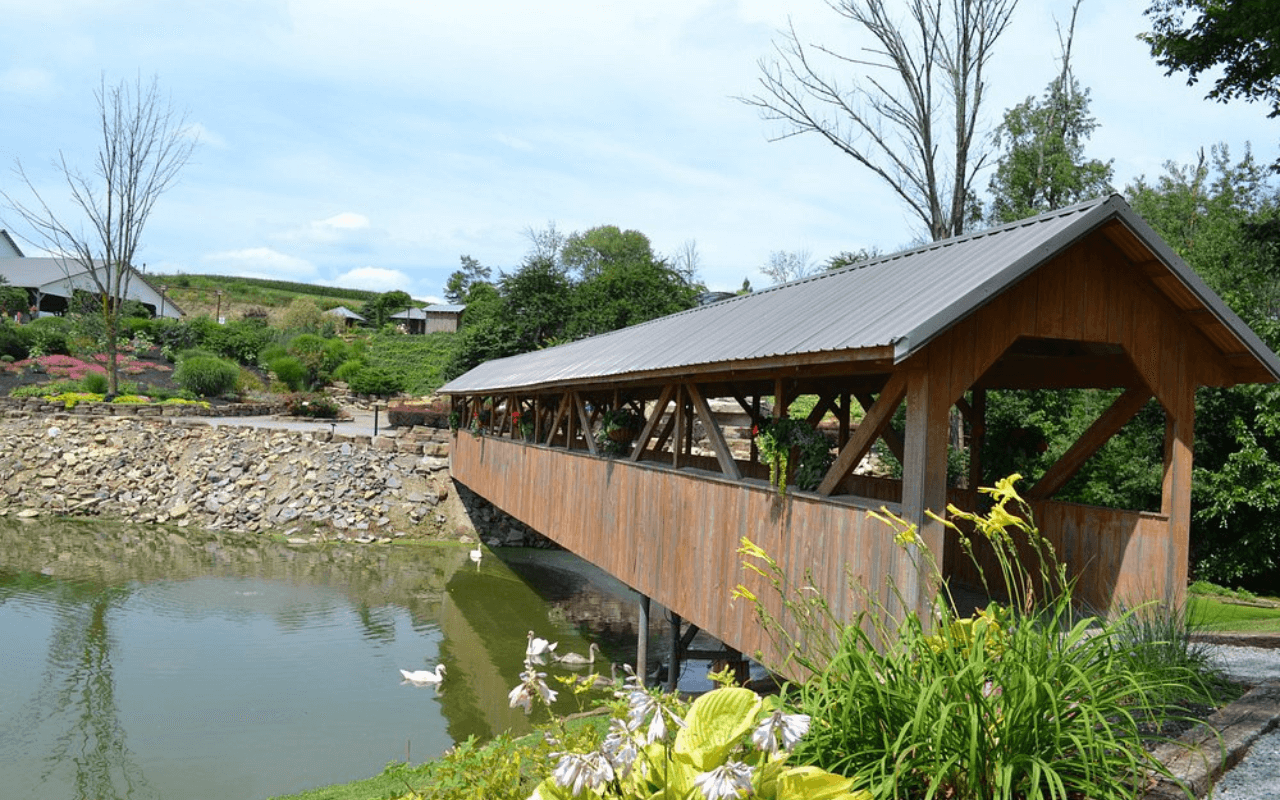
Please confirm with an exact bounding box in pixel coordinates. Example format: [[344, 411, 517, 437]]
[[526, 630, 557, 662], [555, 642, 601, 667], [399, 664, 446, 684]]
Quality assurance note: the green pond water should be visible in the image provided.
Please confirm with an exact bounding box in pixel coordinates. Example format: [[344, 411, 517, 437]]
[[0, 518, 647, 800]]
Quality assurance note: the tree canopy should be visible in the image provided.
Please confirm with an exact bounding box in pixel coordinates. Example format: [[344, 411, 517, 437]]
[[1142, 0, 1280, 117], [445, 224, 698, 379]]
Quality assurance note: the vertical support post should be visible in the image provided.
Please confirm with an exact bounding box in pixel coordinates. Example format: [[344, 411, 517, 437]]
[[673, 386, 685, 469], [838, 392, 851, 449], [969, 389, 986, 492], [750, 395, 760, 464], [1160, 384, 1195, 608], [899, 359, 951, 627], [666, 612, 682, 693], [373, 404, 379, 437], [637, 594, 650, 688]]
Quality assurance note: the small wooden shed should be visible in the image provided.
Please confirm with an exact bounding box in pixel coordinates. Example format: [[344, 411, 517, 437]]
[[439, 196, 1280, 663]]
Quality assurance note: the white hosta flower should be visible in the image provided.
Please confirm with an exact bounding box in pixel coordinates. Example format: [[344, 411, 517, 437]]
[[601, 718, 640, 778], [551, 751, 614, 797], [692, 761, 754, 800], [508, 664, 558, 715], [623, 689, 685, 744], [751, 709, 811, 754]]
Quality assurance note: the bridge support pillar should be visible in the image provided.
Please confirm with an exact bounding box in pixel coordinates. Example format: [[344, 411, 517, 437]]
[[637, 594, 650, 687]]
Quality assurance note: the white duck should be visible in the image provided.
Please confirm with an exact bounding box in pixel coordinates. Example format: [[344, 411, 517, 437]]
[[526, 630, 558, 662], [399, 664, 446, 685], [555, 642, 601, 668]]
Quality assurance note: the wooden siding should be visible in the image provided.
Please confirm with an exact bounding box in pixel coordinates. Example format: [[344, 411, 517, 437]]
[[451, 433, 913, 670], [452, 434, 1182, 670]]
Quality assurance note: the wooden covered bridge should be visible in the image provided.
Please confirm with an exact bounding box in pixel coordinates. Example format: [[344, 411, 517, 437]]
[[440, 195, 1280, 678]]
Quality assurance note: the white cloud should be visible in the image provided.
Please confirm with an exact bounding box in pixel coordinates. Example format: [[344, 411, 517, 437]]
[[329, 266, 411, 293], [0, 67, 55, 96], [201, 247, 317, 279]]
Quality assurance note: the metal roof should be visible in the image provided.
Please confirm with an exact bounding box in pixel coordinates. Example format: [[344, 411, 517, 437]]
[[326, 305, 366, 320], [425, 303, 465, 313], [0, 255, 185, 319], [441, 195, 1280, 394]]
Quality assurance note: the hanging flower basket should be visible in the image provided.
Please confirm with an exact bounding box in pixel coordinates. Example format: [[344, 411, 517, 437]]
[[753, 417, 833, 496]]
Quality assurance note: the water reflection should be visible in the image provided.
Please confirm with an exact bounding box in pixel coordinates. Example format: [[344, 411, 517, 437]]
[[0, 519, 625, 800]]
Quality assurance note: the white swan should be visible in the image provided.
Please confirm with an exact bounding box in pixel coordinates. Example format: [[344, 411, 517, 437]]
[[469, 547, 482, 569], [399, 664, 446, 685], [555, 642, 601, 667], [526, 630, 558, 662]]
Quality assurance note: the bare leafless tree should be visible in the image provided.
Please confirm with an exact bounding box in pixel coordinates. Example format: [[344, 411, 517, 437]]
[[741, 0, 1018, 241], [670, 238, 702, 284], [761, 247, 818, 285], [2, 75, 196, 395]]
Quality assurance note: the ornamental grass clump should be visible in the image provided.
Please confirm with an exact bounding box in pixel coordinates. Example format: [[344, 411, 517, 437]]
[[735, 475, 1214, 800]]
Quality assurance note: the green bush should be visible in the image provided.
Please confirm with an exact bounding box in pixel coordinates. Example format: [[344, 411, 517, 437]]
[[0, 324, 27, 360], [737, 477, 1219, 800], [24, 316, 72, 356], [79, 371, 109, 394], [174, 355, 241, 398], [282, 392, 341, 418], [267, 355, 307, 392], [346, 365, 404, 397], [204, 318, 273, 365], [332, 358, 367, 383]]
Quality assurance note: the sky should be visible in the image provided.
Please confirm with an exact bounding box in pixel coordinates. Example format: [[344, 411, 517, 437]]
[[0, 1, 1275, 303]]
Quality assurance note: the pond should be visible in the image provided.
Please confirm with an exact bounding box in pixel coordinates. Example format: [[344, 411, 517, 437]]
[[0, 518, 672, 800]]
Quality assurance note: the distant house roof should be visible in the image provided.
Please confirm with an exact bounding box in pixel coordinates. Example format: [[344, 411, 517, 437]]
[[441, 194, 1280, 395], [425, 303, 465, 313], [0, 230, 23, 258], [0, 254, 185, 318], [326, 305, 366, 321], [390, 307, 426, 321]]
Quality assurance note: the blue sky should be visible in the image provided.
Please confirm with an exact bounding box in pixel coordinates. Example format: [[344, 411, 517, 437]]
[[0, 1, 1275, 302]]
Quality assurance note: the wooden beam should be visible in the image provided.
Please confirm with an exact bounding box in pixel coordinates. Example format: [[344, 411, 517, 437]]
[[855, 390, 905, 463], [574, 390, 599, 456], [546, 396, 568, 446], [1026, 385, 1153, 500], [818, 372, 908, 496], [632, 384, 675, 463], [687, 382, 742, 480]]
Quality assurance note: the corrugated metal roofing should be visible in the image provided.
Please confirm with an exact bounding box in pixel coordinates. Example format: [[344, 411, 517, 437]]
[[425, 303, 465, 313], [441, 195, 1280, 394]]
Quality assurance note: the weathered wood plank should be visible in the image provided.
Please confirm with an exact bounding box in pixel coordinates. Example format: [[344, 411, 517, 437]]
[[688, 382, 743, 480]]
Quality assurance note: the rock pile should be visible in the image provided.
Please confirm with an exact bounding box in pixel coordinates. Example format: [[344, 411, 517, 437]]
[[0, 413, 459, 541]]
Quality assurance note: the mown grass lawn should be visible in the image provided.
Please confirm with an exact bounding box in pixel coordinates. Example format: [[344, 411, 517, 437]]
[[1189, 594, 1280, 632]]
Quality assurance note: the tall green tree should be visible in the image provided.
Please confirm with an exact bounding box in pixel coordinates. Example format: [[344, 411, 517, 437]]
[[443, 254, 492, 304], [1128, 145, 1280, 587], [1142, 0, 1280, 168], [360, 289, 413, 329], [987, 1, 1113, 223]]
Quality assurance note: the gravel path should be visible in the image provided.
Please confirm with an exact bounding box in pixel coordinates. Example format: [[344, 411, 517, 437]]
[[1201, 645, 1280, 800]]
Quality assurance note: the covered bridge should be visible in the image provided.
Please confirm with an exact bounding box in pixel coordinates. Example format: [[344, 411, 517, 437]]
[[440, 195, 1280, 670]]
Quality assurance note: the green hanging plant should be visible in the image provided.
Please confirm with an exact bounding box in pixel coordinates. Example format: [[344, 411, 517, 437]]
[[752, 417, 833, 495]]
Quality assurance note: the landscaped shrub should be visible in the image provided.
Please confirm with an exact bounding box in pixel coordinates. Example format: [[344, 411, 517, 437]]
[[174, 355, 241, 398], [332, 358, 366, 384], [0, 324, 27, 360], [24, 316, 72, 356], [282, 392, 341, 418], [267, 355, 307, 392], [79, 371, 109, 394], [346, 365, 405, 397], [386, 398, 450, 428], [204, 318, 273, 365]]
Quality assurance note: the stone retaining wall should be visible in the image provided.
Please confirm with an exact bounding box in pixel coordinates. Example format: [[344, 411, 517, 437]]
[[0, 406, 552, 549]]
